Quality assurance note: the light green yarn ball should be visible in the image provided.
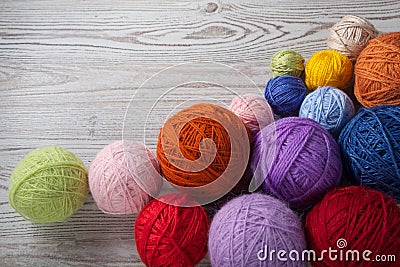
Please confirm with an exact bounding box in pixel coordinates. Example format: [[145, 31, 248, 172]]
[[8, 146, 88, 223], [270, 49, 305, 77]]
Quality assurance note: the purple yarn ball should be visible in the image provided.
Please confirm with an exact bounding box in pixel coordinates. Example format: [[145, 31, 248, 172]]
[[208, 193, 307, 267], [250, 117, 342, 208]]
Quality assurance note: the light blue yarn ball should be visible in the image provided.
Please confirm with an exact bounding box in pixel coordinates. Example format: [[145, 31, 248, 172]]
[[299, 86, 355, 137]]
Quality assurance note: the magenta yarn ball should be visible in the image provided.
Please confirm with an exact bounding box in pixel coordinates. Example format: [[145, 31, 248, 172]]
[[229, 93, 274, 137], [250, 117, 342, 208], [89, 141, 162, 214], [208, 193, 307, 267]]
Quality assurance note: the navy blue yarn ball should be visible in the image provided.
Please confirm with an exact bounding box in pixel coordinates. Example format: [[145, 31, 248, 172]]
[[264, 75, 307, 117], [338, 105, 400, 202]]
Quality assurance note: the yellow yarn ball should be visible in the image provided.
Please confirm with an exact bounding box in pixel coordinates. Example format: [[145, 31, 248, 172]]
[[305, 50, 353, 90]]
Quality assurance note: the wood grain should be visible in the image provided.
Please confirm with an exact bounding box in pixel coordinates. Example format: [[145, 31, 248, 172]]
[[1, 0, 399, 266]]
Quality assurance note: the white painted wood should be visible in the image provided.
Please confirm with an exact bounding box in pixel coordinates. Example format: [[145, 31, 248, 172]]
[[0, 0, 399, 266]]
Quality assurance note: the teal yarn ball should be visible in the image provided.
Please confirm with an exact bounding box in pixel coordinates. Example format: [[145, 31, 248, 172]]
[[338, 106, 400, 202], [270, 49, 305, 77], [299, 86, 355, 137], [8, 146, 89, 223], [264, 75, 307, 117]]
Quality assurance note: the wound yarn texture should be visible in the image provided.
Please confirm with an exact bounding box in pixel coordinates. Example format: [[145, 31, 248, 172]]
[[135, 193, 209, 267], [306, 186, 400, 267], [354, 32, 400, 108], [251, 117, 342, 208], [264, 75, 307, 117], [229, 92, 274, 138], [8, 146, 88, 223], [208, 193, 307, 267], [305, 49, 353, 90], [338, 105, 400, 202], [89, 140, 162, 215], [270, 49, 305, 77], [299, 86, 355, 138], [328, 15, 379, 61], [156, 103, 250, 199]]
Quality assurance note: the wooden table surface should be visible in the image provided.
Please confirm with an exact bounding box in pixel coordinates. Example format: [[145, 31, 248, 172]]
[[1, 0, 399, 266]]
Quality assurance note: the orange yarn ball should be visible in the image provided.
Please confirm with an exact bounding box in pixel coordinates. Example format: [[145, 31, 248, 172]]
[[305, 49, 353, 90], [156, 103, 250, 200], [354, 32, 400, 108]]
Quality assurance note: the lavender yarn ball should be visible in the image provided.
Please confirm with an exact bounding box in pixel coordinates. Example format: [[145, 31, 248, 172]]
[[208, 193, 307, 267], [251, 117, 342, 208], [299, 86, 355, 137], [264, 76, 307, 117]]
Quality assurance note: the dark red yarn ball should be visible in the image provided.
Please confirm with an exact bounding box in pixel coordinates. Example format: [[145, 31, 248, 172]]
[[134, 193, 209, 267], [305, 186, 400, 267]]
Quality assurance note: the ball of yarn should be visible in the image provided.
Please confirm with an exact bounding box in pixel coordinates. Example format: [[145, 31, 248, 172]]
[[89, 141, 162, 215], [251, 117, 342, 208], [156, 103, 250, 201], [270, 49, 305, 77], [305, 186, 400, 267], [135, 193, 209, 267], [8, 146, 88, 223], [354, 32, 400, 108], [328, 15, 379, 61], [305, 49, 353, 90], [229, 92, 274, 138], [338, 105, 400, 201], [264, 75, 307, 117], [208, 193, 307, 267], [299, 86, 355, 137]]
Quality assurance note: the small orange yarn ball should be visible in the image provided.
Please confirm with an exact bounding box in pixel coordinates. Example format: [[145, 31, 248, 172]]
[[354, 32, 400, 108], [156, 103, 250, 200], [305, 49, 353, 90]]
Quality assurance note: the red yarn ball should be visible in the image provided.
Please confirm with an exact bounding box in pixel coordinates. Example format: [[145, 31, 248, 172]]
[[134, 193, 209, 267], [305, 186, 400, 267]]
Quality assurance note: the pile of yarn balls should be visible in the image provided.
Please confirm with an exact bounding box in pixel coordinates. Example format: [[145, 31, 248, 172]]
[[7, 15, 400, 267]]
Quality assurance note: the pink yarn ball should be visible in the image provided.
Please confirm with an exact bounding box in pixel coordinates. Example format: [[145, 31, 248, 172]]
[[89, 141, 162, 214], [229, 93, 274, 137]]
